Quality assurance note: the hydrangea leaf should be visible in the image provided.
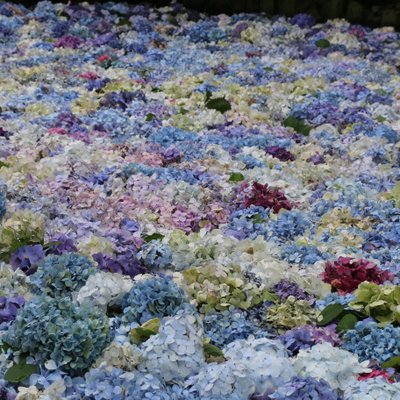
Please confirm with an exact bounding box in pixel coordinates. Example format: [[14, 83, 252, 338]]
[[203, 341, 225, 363], [129, 318, 161, 344], [315, 39, 331, 48], [143, 233, 164, 242], [5, 364, 38, 383], [382, 356, 400, 371], [317, 303, 345, 326], [336, 313, 358, 332], [228, 172, 245, 182], [205, 96, 231, 113], [283, 115, 311, 136]]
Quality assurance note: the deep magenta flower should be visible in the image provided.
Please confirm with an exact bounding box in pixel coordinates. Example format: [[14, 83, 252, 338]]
[[242, 182, 294, 213], [54, 35, 83, 49], [265, 146, 295, 162], [322, 256, 394, 294]]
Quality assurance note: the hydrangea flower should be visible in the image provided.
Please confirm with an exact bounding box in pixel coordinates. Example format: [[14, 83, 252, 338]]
[[122, 275, 188, 324], [5, 295, 111, 374], [266, 376, 340, 400], [137, 241, 173, 270], [30, 253, 97, 297], [293, 342, 370, 390], [0, 295, 24, 324], [266, 296, 318, 330], [140, 309, 205, 382], [280, 324, 340, 355], [9, 244, 46, 276], [204, 308, 266, 347], [322, 257, 393, 294], [241, 182, 294, 213], [343, 320, 400, 363], [343, 377, 400, 400], [273, 280, 315, 304], [0, 211, 45, 262], [77, 271, 133, 310]]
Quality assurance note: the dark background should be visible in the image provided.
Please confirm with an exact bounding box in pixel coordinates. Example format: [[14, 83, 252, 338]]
[[14, 0, 400, 29]]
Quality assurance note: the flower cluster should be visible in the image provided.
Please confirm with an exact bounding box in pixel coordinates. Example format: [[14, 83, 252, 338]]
[[183, 265, 270, 313], [293, 342, 370, 390], [322, 257, 393, 294], [5, 295, 111, 373], [266, 296, 318, 330], [343, 320, 400, 363], [265, 376, 340, 400], [30, 253, 97, 297], [350, 282, 400, 325], [122, 275, 188, 324], [0, 0, 399, 396], [204, 308, 265, 347], [241, 182, 294, 213]]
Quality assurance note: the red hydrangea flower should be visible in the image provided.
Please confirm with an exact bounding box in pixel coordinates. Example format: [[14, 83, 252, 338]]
[[241, 182, 294, 213], [322, 256, 394, 294], [358, 370, 394, 383], [265, 146, 296, 161]]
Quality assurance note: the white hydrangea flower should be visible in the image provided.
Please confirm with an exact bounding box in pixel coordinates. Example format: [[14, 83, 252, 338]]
[[16, 386, 41, 400], [76, 271, 133, 309], [95, 342, 142, 370], [293, 342, 371, 390], [140, 310, 205, 382], [224, 338, 295, 394], [343, 377, 400, 400], [186, 359, 255, 400]]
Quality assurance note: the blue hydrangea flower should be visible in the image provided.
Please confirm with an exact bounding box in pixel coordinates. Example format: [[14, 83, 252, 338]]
[[265, 210, 311, 242], [281, 244, 329, 265], [122, 276, 189, 324], [225, 206, 269, 240], [343, 320, 400, 363], [204, 309, 266, 347], [5, 295, 111, 374], [315, 293, 356, 310], [137, 241, 173, 270], [30, 253, 97, 297]]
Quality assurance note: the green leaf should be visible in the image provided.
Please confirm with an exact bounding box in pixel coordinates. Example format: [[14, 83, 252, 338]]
[[145, 113, 155, 122], [205, 90, 212, 103], [382, 356, 400, 371], [228, 172, 245, 182], [179, 107, 189, 115], [143, 233, 164, 242], [283, 115, 311, 136], [336, 313, 358, 332], [5, 364, 38, 383], [264, 66, 274, 72], [317, 303, 345, 326], [203, 341, 225, 363], [0, 161, 9, 168], [129, 318, 160, 344], [205, 98, 231, 114], [376, 115, 386, 123], [315, 39, 331, 48], [251, 213, 267, 224]]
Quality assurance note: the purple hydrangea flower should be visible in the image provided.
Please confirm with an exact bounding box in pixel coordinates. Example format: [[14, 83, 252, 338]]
[[9, 244, 46, 275], [273, 279, 315, 304], [54, 35, 83, 49], [46, 234, 78, 255], [0, 296, 24, 323]]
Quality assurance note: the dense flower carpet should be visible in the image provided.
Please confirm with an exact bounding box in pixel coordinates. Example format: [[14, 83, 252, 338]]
[[0, 1, 400, 399]]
